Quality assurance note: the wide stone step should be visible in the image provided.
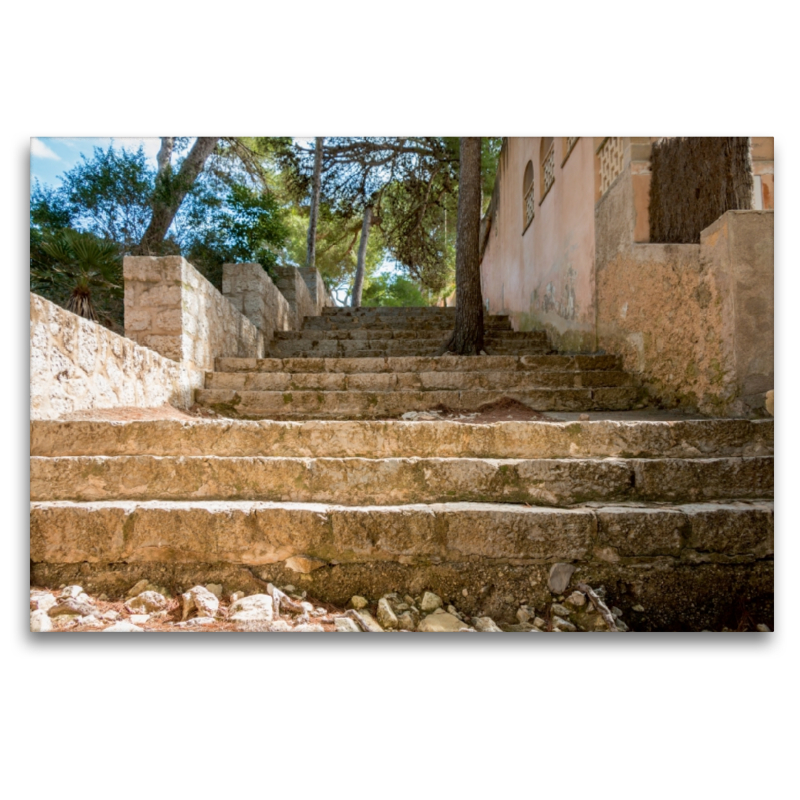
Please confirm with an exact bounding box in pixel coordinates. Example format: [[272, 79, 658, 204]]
[[204, 369, 634, 392], [194, 387, 642, 417], [30, 418, 774, 459], [31, 455, 773, 506], [266, 341, 551, 358], [322, 306, 456, 316], [302, 317, 513, 331], [215, 354, 624, 373], [30, 499, 774, 567]]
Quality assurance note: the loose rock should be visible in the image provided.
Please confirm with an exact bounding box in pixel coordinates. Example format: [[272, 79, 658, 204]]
[[418, 612, 471, 632], [377, 598, 399, 630], [285, 555, 326, 574], [565, 591, 586, 608], [474, 617, 503, 632], [126, 591, 168, 613], [420, 591, 443, 613], [552, 616, 577, 632], [229, 594, 274, 624], [103, 621, 144, 632], [30, 592, 57, 612], [548, 563, 575, 594], [182, 586, 219, 620], [350, 595, 369, 610], [30, 610, 52, 632], [335, 617, 361, 632]]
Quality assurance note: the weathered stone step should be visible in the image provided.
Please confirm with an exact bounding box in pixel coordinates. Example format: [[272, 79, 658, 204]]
[[204, 369, 634, 392], [322, 306, 456, 316], [266, 341, 551, 358], [30, 419, 773, 460], [194, 387, 642, 417], [302, 316, 513, 331], [30, 499, 774, 567], [278, 329, 547, 342], [31, 455, 773, 506], [215, 354, 624, 374]]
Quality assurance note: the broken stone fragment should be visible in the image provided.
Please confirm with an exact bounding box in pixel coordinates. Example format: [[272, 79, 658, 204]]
[[417, 612, 471, 632], [350, 595, 368, 610], [397, 612, 416, 631], [552, 616, 577, 632], [30, 592, 57, 612], [551, 603, 571, 618], [473, 617, 503, 632], [548, 563, 575, 594], [181, 586, 219, 620], [126, 591, 168, 613], [335, 617, 361, 632], [565, 591, 586, 608], [420, 591, 443, 613], [30, 609, 52, 632], [228, 594, 274, 624], [102, 621, 144, 632], [377, 598, 399, 629]]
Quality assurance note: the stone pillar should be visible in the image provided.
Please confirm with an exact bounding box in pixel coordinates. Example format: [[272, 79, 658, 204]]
[[124, 256, 263, 372]]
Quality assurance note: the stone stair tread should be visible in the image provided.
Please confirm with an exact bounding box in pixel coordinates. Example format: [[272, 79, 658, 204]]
[[30, 418, 774, 459], [31, 454, 773, 506], [194, 387, 642, 417], [204, 370, 635, 392], [30, 499, 775, 567], [215, 354, 624, 373]]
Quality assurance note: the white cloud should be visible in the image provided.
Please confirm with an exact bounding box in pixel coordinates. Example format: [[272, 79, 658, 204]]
[[31, 138, 60, 160]]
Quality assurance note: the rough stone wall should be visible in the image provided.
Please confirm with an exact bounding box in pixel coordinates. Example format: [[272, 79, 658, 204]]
[[273, 265, 316, 324], [298, 267, 335, 311], [30, 293, 202, 420], [596, 162, 773, 416], [222, 263, 296, 343], [124, 256, 263, 371], [701, 211, 774, 414]]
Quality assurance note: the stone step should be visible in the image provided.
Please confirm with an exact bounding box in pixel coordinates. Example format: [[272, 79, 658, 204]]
[[215, 354, 624, 374], [204, 369, 635, 392], [302, 317, 513, 331], [266, 341, 551, 358], [31, 455, 773, 506], [194, 387, 642, 417], [30, 499, 774, 568], [322, 306, 456, 316], [29, 418, 774, 460]]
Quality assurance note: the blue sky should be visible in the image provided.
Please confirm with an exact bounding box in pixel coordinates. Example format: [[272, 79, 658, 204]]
[[30, 137, 165, 186]]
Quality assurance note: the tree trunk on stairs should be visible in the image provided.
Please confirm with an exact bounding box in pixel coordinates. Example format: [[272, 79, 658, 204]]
[[351, 204, 372, 307], [306, 137, 324, 268], [442, 137, 484, 355]]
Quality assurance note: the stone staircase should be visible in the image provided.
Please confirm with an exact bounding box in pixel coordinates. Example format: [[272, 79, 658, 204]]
[[195, 307, 641, 419], [29, 306, 774, 629]]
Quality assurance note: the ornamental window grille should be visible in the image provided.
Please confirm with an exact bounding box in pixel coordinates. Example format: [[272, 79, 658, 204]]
[[523, 160, 535, 231], [598, 137, 625, 195], [541, 137, 555, 200], [563, 137, 579, 165]]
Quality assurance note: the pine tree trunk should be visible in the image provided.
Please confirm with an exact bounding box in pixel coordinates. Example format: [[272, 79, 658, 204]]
[[443, 137, 484, 354], [306, 137, 324, 268], [351, 204, 372, 307], [135, 136, 218, 255]]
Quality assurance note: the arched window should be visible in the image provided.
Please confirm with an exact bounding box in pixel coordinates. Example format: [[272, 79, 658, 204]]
[[540, 137, 555, 201], [523, 160, 535, 232]]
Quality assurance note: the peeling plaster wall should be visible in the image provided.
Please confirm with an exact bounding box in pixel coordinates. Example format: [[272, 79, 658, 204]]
[[30, 293, 202, 420], [480, 137, 597, 351]]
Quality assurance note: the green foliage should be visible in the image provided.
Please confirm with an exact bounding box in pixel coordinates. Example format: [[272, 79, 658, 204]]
[[183, 182, 289, 287], [361, 273, 431, 307], [31, 145, 155, 252], [30, 228, 123, 328]]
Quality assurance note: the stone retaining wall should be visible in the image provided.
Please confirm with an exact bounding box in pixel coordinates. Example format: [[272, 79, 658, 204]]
[[30, 293, 202, 420], [222, 263, 295, 343], [274, 265, 317, 324], [596, 162, 774, 416], [124, 256, 264, 371]]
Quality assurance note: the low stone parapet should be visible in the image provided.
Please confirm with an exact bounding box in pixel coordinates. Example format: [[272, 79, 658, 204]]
[[30, 293, 202, 420]]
